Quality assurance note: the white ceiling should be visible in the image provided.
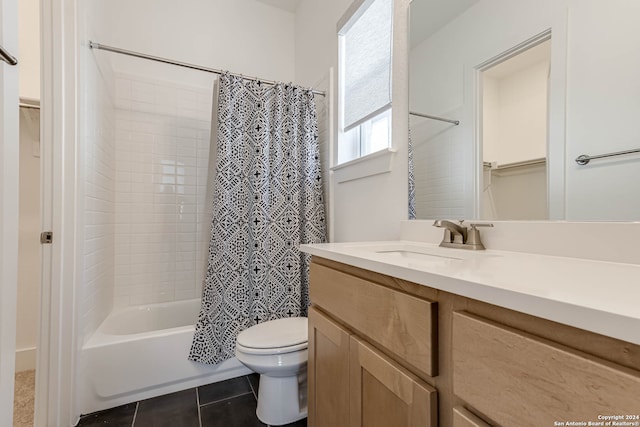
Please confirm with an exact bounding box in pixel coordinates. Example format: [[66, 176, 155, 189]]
[[410, 0, 479, 48], [255, 0, 300, 13]]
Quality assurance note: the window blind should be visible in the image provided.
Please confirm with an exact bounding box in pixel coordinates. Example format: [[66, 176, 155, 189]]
[[342, 0, 393, 131]]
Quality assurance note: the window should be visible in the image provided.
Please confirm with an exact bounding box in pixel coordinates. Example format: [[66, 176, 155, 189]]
[[338, 0, 393, 164]]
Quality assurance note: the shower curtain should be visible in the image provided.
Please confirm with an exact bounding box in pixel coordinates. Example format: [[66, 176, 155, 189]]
[[189, 73, 327, 365], [408, 128, 416, 220]]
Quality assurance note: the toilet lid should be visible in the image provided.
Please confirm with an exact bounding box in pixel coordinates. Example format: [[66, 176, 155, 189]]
[[237, 317, 308, 350]]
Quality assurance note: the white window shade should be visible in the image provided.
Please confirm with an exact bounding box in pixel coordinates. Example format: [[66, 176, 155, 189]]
[[341, 0, 393, 131]]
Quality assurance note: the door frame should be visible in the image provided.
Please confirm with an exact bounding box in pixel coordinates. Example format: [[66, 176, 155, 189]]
[[34, 0, 79, 425], [470, 15, 568, 220], [472, 29, 553, 219], [0, 0, 20, 423]]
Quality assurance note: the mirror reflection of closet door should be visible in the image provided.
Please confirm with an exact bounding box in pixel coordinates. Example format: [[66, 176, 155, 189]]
[[480, 38, 551, 220]]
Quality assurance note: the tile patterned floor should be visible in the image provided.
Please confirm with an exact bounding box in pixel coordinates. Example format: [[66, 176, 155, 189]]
[[77, 374, 307, 427]]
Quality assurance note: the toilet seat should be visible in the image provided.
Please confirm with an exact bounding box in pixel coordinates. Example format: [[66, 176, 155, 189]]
[[236, 341, 307, 355], [236, 317, 308, 355]]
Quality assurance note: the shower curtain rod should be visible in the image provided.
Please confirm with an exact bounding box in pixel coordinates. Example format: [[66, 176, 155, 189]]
[[89, 41, 326, 97], [410, 111, 460, 125]]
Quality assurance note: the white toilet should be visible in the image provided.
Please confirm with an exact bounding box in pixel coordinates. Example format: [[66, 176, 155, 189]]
[[235, 317, 308, 426]]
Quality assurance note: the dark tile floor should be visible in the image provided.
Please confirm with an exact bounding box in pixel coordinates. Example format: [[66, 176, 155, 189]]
[[77, 374, 307, 427]]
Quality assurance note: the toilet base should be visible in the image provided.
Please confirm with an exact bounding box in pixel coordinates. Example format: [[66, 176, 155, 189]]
[[256, 372, 308, 426]]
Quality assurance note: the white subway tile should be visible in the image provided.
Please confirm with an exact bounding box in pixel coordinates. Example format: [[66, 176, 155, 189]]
[[103, 75, 216, 308], [116, 77, 133, 100], [175, 290, 197, 301]]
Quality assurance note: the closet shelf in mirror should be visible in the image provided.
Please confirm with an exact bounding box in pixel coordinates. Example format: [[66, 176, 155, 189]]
[[483, 158, 546, 170], [19, 98, 40, 110], [410, 111, 460, 125]]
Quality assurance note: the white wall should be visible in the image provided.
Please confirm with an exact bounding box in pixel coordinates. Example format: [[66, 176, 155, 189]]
[[18, 0, 39, 100], [94, 0, 295, 87], [295, 0, 411, 242], [294, 0, 351, 89], [410, 0, 640, 221], [482, 60, 548, 166], [294, 0, 352, 241], [483, 164, 547, 220], [16, 108, 40, 371], [565, 2, 640, 220]]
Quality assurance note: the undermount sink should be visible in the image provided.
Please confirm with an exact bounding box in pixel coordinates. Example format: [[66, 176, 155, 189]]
[[374, 250, 463, 262], [344, 242, 470, 265]]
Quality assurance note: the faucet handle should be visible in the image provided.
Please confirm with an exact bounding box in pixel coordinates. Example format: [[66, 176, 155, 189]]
[[469, 222, 494, 229], [466, 223, 493, 250]]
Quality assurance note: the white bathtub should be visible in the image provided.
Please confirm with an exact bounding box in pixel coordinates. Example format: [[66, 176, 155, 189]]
[[79, 299, 251, 415]]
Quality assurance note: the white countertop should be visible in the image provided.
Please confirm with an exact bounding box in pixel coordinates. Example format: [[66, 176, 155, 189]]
[[300, 241, 640, 346]]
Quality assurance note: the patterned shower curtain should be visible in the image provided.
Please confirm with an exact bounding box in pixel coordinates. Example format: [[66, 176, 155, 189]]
[[408, 128, 416, 220], [189, 73, 327, 365]]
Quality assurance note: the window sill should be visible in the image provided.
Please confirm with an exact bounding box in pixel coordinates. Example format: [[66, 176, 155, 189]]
[[332, 148, 397, 183]]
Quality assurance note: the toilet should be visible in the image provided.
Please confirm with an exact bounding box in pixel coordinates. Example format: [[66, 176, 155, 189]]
[[235, 317, 308, 426]]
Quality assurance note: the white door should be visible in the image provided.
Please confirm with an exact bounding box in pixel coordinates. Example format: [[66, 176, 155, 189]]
[[0, 0, 21, 424]]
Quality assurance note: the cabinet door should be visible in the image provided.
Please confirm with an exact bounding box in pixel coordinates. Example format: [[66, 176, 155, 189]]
[[308, 306, 350, 427], [453, 407, 492, 427], [350, 336, 437, 427]]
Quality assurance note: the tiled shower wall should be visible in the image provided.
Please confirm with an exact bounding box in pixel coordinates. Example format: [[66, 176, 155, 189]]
[[411, 114, 466, 219], [113, 73, 214, 307], [80, 50, 117, 342]]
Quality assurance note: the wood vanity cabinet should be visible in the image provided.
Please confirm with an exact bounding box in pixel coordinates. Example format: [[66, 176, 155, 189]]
[[308, 306, 350, 427], [307, 257, 640, 427], [452, 407, 491, 427], [452, 311, 640, 426], [349, 336, 437, 427], [308, 261, 438, 427]]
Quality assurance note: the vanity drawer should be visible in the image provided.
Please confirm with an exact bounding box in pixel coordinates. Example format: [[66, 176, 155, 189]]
[[452, 311, 640, 426], [309, 262, 438, 378]]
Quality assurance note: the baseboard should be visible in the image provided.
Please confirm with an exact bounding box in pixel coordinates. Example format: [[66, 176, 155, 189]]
[[15, 347, 37, 372]]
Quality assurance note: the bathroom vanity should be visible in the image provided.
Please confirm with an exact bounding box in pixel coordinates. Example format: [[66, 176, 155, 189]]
[[301, 242, 640, 427]]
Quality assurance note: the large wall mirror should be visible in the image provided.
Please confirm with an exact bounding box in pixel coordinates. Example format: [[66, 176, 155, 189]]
[[409, 0, 640, 221]]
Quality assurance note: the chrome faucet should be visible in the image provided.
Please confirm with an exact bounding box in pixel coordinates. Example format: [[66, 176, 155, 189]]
[[433, 220, 493, 250]]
